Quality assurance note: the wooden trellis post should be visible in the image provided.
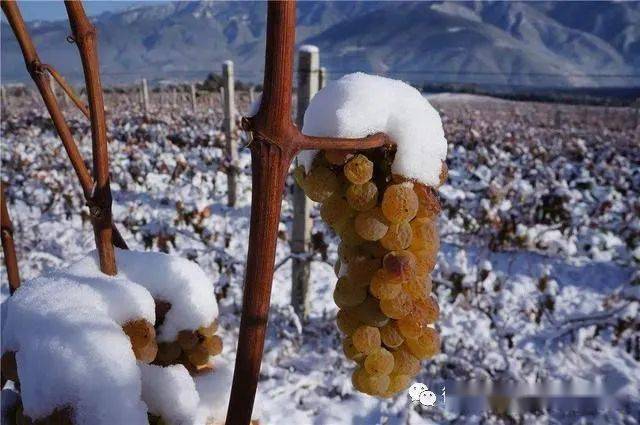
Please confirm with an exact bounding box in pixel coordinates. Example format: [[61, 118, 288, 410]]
[[223, 60, 238, 207], [319, 66, 327, 90], [190, 83, 197, 112], [291, 45, 319, 321], [0, 86, 6, 111], [1, 183, 20, 294], [141, 78, 149, 113], [249, 85, 255, 103], [225, 3, 389, 424]]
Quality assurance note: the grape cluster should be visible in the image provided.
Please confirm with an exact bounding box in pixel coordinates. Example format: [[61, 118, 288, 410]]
[[151, 300, 223, 375], [297, 149, 444, 397]]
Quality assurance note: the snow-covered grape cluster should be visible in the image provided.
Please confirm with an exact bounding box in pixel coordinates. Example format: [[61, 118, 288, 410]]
[[153, 310, 223, 375], [296, 148, 445, 397], [123, 302, 223, 376]]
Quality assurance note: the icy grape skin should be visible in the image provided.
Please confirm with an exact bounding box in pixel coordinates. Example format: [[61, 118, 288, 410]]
[[336, 309, 361, 335], [303, 165, 340, 202], [344, 154, 374, 185], [346, 181, 378, 211], [380, 321, 404, 349], [354, 208, 389, 241], [381, 183, 419, 223], [320, 195, 352, 232], [364, 347, 394, 376], [380, 221, 412, 251], [405, 327, 440, 360], [352, 325, 381, 355], [333, 276, 368, 308], [369, 269, 402, 300]]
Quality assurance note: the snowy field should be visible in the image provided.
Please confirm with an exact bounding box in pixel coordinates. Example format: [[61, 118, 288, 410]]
[[1, 91, 639, 424]]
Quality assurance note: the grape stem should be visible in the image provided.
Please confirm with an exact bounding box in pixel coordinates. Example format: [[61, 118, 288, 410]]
[[226, 2, 393, 425]]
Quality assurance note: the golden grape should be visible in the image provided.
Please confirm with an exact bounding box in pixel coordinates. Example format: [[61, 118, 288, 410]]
[[411, 248, 438, 277], [363, 372, 390, 396], [382, 250, 417, 283], [338, 242, 360, 264], [402, 275, 433, 300], [336, 309, 362, 336], [410, 218, 439, 252], [333, 276, 368, 308], [177, 330, 199, 350], [392, 346, 420, 376], [352, 296, 390, 327], [320, 195, 353, 233], [396, 316, 424, 340], [352, 366, 370, 393], [346, 255, 381, 287], [379, 291, 413, 319], [352, 325, 381, 354], [304, 165, 339, 202], [380, 221, 413, 251], [339, 217, 365, 246], [202, 335, 223, 356], [364, 348, 394, 376], [197, 320, 218, 338], [344, 154, 374, 185], [381, 183, 419, 223], [405, 327, 440, 360], [369, 269, 402, 300], [412, 297, 440, 325], [123, 319, 158, 363], [387, 373, 411, 394], [343, 337, 365, 362], [380, 321, 404, 349], [354, 208, 389, 241], [413, 183, 441, 220], [186, 344, 210, 367], [345, 182, 378, 212]]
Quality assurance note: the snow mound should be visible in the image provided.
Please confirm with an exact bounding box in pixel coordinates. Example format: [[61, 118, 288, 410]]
[[140, 363, 200, 424], [68, 249, 219, 342], [299, 72, 448, 187], [1, 267, 155, 424], [2, 250, 222, 424], [140, 360, 235, 425]]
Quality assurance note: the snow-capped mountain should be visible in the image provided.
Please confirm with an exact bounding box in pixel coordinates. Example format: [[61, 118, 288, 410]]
[[1, 1, 638, 87]]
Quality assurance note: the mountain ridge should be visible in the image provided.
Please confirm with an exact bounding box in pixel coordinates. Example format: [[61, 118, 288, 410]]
[[1, 1, 638, 88]]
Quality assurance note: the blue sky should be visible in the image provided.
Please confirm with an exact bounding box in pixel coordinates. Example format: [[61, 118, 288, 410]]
[[16, 1, 165, 22]]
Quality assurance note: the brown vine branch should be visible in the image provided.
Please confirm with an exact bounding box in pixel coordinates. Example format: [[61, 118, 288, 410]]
[[226, 1, 393, 424], [41, 63, 91, 118], [65, 0, 117, 276], [1, 1, 128, 253], [1, 183, 21, 294], [296, 131, 390, 151]]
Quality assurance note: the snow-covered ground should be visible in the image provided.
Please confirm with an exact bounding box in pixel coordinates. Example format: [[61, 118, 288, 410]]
[[1, 92, 638, 424]]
